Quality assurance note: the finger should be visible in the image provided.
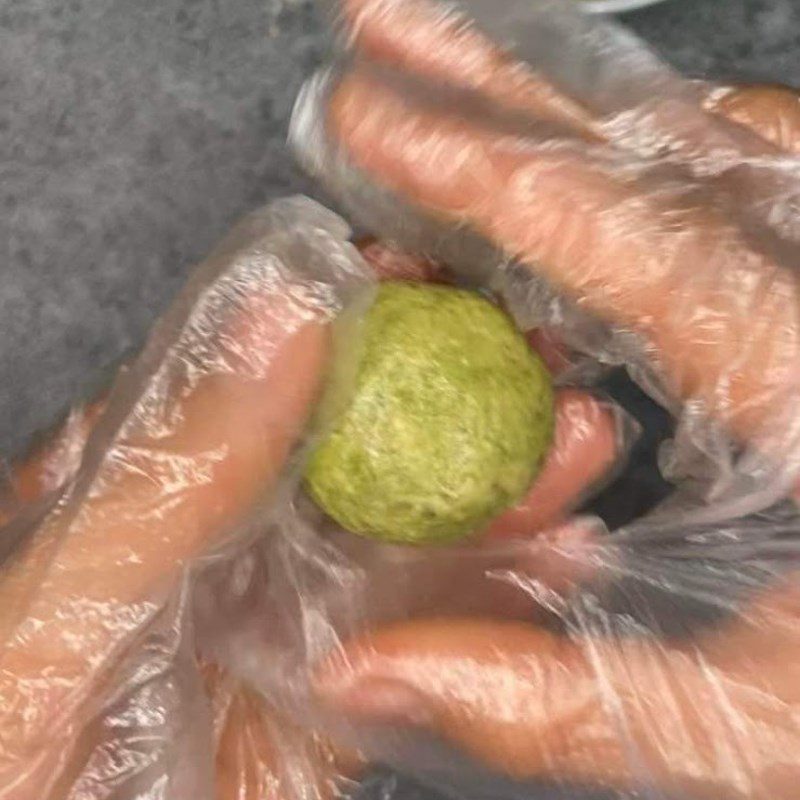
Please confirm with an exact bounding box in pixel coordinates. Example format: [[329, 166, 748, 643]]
[[315, 605, 800, 800], [0, 292, 327, 624], [339, 0, 593, 135], [315, 619, 613, 780], [214, 683, 293, 800], [0, 280, 330, 792], [706, 84, 800, 155], [0, 234, 443, 525], [328, 69, 800, 454], [484, 389, 624, 541]]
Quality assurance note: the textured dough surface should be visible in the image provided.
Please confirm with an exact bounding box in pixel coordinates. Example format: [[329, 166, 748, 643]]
[[305, 282, 554, 544]]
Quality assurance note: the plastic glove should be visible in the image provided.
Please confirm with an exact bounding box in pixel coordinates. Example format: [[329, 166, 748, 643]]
[[297, 3, 800, 798]]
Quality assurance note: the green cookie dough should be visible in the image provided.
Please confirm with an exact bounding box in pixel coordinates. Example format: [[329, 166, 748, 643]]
[[304, 282, 554, 544]]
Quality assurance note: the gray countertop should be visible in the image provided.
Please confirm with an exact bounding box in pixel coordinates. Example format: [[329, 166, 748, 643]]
[[1, 0, 799, 455]]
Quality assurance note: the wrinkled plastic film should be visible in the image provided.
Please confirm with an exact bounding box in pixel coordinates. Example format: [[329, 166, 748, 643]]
[[230, 470, 800, 799], [332, 0, 800, 243], [208, 487, 800, 800]]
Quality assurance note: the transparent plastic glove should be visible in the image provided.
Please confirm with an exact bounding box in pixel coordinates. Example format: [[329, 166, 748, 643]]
[[2, 391, 368, 800], [206, 665, 365, 800], [0, 197, 371, 799], [315, 570, 800, 800], [280, 2, 800, 798], [704, 84, 800, 155]]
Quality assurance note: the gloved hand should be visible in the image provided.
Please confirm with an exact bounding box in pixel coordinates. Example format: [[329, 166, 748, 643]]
[[301, 2, 800, 798], [325, 0, 800, 461], [0, 231, 332, 797]]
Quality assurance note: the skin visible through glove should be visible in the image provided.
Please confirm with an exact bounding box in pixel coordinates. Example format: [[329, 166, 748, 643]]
[[705, 84, 800, 154], [340, 0, 595, 135], [315, 7, 800, 793], [315, 592, 800, 800], [339, 0, 795, 161], [0, 273, 330, 796], [334, 0, 800, 458]]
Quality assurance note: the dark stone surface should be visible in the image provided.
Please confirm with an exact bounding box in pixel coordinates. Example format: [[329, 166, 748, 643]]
[[1, 0, 799, 455]]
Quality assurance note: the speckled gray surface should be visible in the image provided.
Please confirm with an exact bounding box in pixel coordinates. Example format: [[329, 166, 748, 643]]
[[1, 0, 799, 455]]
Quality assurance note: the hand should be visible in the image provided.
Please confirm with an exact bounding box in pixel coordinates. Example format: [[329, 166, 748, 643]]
[[307, 2, 800, 798], [0, 205, 335, 798], [0, 233, 624, 798]]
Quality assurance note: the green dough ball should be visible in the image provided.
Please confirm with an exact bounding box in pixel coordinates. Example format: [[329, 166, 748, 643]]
[[304, 282, 554, 544]]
